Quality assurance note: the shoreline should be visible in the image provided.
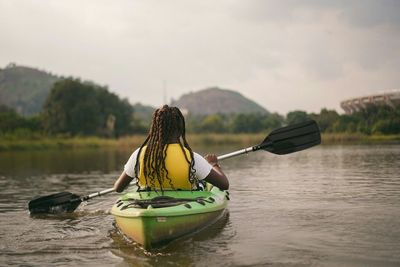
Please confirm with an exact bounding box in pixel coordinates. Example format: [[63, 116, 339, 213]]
[[0, 133, 399, 151]]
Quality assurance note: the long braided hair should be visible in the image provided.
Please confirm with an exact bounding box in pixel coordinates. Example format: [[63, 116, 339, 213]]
[[134, 105, 197, 191]]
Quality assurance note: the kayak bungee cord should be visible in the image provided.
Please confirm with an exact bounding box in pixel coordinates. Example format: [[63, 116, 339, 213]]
[[118, 195, 216, 209]]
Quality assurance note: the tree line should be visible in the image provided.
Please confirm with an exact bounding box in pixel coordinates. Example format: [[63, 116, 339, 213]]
[[0, 78, 147, 137], [1, 78, 400, 137], [184, 105, 400, 135]]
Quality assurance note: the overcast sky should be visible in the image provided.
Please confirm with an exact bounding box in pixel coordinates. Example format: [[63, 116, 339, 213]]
[[1, 0, 399, 114]]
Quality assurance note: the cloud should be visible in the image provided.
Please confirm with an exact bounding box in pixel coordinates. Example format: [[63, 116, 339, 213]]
[[338, 0, 400, 28], [231, 0, 400, 27]]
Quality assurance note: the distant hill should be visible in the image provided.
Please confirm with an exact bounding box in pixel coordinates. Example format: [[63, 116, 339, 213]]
[[0, 64, 268, 119], [0, 63, 60, 116], [170, 87, 268, 115]]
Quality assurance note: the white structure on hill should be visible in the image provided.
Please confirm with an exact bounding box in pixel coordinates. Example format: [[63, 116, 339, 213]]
[[340, 89, 400, 114]]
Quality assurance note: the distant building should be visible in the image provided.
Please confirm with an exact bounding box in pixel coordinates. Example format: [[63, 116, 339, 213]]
[[340, 89, 400, 114]]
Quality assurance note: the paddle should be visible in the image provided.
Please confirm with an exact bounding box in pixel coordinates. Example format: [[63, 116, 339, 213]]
[[28, 119, 320, 214], [217, 119, 321, 160], [28, 188, 114, 214]]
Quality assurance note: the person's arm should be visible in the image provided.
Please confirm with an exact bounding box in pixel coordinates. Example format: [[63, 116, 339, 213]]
[[114, 148, 140, 193], [203, 154, 229, 190], [114, 171, 134, 193]]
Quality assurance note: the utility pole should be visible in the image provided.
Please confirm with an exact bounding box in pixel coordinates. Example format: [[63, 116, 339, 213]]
[[163, 80, 167, 105]]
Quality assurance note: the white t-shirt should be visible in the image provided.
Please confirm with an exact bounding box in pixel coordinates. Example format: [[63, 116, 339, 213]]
[[124, 148, 213, 180]]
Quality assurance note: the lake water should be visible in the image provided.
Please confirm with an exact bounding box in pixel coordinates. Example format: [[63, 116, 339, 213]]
[[0, 144, 399, 266]]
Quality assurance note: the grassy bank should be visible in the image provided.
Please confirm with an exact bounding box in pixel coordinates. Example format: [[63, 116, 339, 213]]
[[1, 133, 399, 151], [0, 133, 265, 151], [321, 133, 400, 144], [0, 136, 121, 151]]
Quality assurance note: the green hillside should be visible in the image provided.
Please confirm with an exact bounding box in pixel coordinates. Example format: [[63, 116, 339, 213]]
[[0, 63, 60, 116], [170, 87, 268, 115]]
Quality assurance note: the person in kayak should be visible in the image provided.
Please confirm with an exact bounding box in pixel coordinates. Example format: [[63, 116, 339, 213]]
[[114, 105, 229, 192]]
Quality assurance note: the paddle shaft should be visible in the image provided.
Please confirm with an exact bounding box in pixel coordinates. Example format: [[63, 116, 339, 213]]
[[217, 146, 255, 161], [216, 137, 276, 161], [81, 188, 115, 201]]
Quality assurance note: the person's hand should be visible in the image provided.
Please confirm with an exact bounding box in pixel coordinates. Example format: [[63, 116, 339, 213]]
[[203, 154, 229, 190], [204, 154, 219, 168]]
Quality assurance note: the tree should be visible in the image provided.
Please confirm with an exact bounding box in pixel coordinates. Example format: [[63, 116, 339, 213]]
[[41, 78, 134, 136], [0, 105, 41, 134], [262, 113, 284, 131], [229, 113, 265, 133], [286, 110, 309, 125], [199, 114, 226, 133], [372, 118, 400, 134], [312, 109, 340, 133], [332, 115, 359, 133]]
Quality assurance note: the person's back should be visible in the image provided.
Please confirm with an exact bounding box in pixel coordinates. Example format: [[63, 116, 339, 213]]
[[134, 144, 193, 190], [114, 105, 229, 193]]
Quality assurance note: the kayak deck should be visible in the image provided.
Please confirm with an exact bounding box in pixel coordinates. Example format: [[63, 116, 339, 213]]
[[111, 186, 229, 249]]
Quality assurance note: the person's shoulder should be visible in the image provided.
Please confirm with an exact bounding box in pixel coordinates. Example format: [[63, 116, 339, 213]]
[[193, 151, 208, 163], [129, 147, 143, 158], [192, 151, 202, 157]]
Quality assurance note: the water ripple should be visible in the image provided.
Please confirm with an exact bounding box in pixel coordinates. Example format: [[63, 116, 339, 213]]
[[1, 145, 400, 266]]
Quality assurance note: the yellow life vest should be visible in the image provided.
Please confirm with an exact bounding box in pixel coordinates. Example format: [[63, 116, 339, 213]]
[[138, 144, 192, 190]]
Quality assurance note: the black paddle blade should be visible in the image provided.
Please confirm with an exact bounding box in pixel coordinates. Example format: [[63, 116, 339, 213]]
[[28, 192, 82, 214], [258, 120, 321, 155]]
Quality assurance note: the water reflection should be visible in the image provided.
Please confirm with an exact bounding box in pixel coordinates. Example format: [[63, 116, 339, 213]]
[[0, 144, 400, 266], [0, 148, 131, 177], [109, 212, 233, 267]]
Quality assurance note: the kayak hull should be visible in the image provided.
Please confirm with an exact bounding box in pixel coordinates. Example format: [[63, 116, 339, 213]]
[[111, 186, 229, 249]]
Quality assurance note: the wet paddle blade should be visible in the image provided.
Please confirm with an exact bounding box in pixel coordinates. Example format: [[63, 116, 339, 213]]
[[28, 192, 82, 214], [259, 120, 321, 155]]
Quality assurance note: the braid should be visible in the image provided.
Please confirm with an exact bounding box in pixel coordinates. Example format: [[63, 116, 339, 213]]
[[135, 105, 197, 192], [182, 127, 197, 185], [172, 107, 197, 186], [134, 135, 149, 190]]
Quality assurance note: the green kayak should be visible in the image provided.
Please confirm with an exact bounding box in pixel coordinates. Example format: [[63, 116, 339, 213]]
[[111, 185, 229, 249]]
